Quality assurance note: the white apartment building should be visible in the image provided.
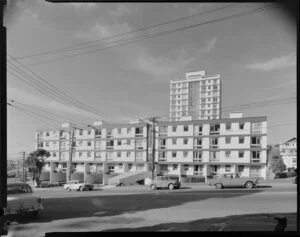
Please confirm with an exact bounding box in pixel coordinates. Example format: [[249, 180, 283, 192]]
[[170, 70, 221, 121], [280, 137, 297, 169], [155, 113, 267, 180], [36, 113, 267, 183]]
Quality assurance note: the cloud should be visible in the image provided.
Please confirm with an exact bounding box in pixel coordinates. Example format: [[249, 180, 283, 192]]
[[69, 3, 97, 10], [196, 37, 217, 54], [7, 87, 102, 120], [108, 3, 131, 17], [75, 22, 132, 41], [245, 52, 296, 71]]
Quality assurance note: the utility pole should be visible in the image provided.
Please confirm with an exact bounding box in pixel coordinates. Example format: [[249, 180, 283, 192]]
[[149, 117, 159, 180], [67, 130, 75, 183], [21, 151, 25, 182]]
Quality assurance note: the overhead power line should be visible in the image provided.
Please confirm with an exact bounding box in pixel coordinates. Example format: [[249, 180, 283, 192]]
[[21, 4, 277, 67], [7, 55, 103, 118], [13, 3, 240, 60]]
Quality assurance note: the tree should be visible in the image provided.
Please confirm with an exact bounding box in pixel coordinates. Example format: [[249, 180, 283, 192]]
[[25, 149, 50, 187], [269, 156, 286, 173]]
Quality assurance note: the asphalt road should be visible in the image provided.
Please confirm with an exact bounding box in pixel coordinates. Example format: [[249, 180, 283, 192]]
[[3, 179, 297, 236]]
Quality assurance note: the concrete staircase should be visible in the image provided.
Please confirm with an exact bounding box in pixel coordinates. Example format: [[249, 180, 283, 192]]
[[108, 171, 152, 185]]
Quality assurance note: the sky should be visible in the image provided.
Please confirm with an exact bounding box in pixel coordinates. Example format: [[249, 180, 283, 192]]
[[4, 1, 296, 159]]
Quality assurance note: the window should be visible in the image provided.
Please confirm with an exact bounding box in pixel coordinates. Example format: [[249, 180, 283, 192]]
[[226, 137, 231, 144], [292, 158, 296, 163], [117, 152, 121, 158], [127, 151, 131, 157], [195, 139, 202, 147], [46, 132, 49, 137], [79, 130, 83, 136], [45, 142, 49, 147], [159, 151, 166, 158], [239, 123, 245, 130], [126, 140, 131, 145], [183, 138, 188, 145], [225, 165, 231, 172], [106, 140, 114, 148], [239, 137, 245, 144], [79, 152, 83, 157], [238, 165, 244, 172], [210, 138, 218, 147], [118, 128, 122, 134], [193, 151, 202, 158], [87, 130, 91, 135], [95, 129, 101, 136], [239, 151, 244, 158], [53, 152, 57, 157], [159, 139, 166, 147], [173, 164, 178, 170], [87, 152, 91, 158], [127, 128, 132, 134], [183, 151, 188, 157], [184, 165, 189, 171], [128, 164, 133, 170], [172, 152, 177, 158], [251, 136, 261, 145], [210, 124, 220, 133], [172, 138, 177, 145], [95, 152, 101, 158], [117, 140, 122, 146], [225, 151, 231, 158], [87, 141, 92, 146], [136, 151, 143, 159], [135, 127, 143, 135], [251, 151, 260, 159], [118, 163, 123, 169], [172, 126, 177, 132], [201, 99, 205, 103], [226, 123, 231, 130], [184, 125, 189, 132]]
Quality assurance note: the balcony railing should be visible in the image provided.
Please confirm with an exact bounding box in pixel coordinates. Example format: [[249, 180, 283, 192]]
[[251, 158, 262, 163], [251, 143, 261, 148], [210, 144, 219, 149], [193, 158, 202, 163], [210, 130, 220, 134], [159, 132, 167, 137], [135, 158, 144, 162], [135, 133, 144, 137], [106, 146, 114, 150], [159, 146, 166, 149], [209, 158, 220, 162], [194, 171, 204, 176], [158, 157, 167, 162], [194, 145, 202, 149]]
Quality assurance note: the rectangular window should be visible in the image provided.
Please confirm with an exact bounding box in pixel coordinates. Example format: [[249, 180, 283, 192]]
[[87, 130, 91, 135], [239, 151, 244, 158], [128, 164, 133, 170], [226, 137, 231, 144], [118, 128, 122, 134], [127, 140, 131, 145], [45, 142, 49, 147], [87, 141, 92, 146], [183, 138, 188, 145], [239, 137, 245, 144], [184, 165, 189, 171], [172, 126, 177, 132], [136, 151, 143, 159], [87, 152, 91, 158], [251, 136, 261, 145], [193, 151, 202, 158], [183, 151, 188, 157], [225, 151, 231, 158], [95, 129, 101, 136], [135, 127, 143, 136], [106, 140, 114, 148], [210, 124, 220, 133], [53, 152, 57, 157], [225, 165, 231, 172], [95, 152, 101, 158], [159, 151, 166, 158], [127, 128, 132, 134], [117, 152, 121, 158], [126, 151, 131, 158], [239, 123, 245, 130], [292, 158, 296, 163], [238, 165, 244, 172], [173, 164, 178, 170], [184, 125, 189, 132], [118, 163, 123, 169], [79, 130, 83, 136], [172, 152, 177, 158], [79, 152, 83, 157], [251, 151, 261, 159], [117, 140, 122, 146], [226, 123, 231, 130], [172, 138, 177, 145], [46, 132, 49, 137]]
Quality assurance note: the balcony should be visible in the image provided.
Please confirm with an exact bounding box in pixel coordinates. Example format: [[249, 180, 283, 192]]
[[158, 132, 167, 137], [209, 158, 220, 162], [193, 158, 202, 163], [251, 158, 262, 163], [251, 143, 261, 148], [135, 133, 143, 137], [106, 157, 113, 161], [210, 144, 219, 149], [159, 145, 166, 149], [210, 130, 220, 135], [194, 145, 202, 149], [194, 171, 204, 176], [158, 157, 167, 162], [135, 158, 144, 162], [106, 134, 113, 138]]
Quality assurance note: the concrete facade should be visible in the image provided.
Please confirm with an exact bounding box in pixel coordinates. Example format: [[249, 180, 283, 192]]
[[170, 70, 221, 121], [280, 137, 297, 169]]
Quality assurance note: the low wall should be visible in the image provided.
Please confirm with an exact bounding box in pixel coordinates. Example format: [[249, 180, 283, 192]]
[[71, 172, 84, 181], [85, 173, 103, 184], [51, 172, 66, 183], [40, 171, 50, 181]]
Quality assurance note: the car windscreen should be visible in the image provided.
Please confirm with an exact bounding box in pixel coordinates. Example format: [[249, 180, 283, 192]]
[[7, 185, 33, 194]]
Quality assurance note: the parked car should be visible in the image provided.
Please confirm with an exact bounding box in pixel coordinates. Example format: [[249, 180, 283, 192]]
[[63, 180, 94, 191], [274, 172, 288, 179], [4, 182, 43, 216], [149, 176, 181, 190], [208, 173, 259, 189]]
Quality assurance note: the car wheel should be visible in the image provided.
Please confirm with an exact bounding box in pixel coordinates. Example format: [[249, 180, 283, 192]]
[[245, 181, 254, 189], [168, 184, 174, 190], [119, 183, 124, 186], [150, 184, 156, 190], [215, 183, 223, 189], [66, 187, 71, 192]]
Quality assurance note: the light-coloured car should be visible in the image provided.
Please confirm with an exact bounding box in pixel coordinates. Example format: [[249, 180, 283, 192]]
[[208, 173, 259, 189], [63, 180, 94, 191], [4, 182, 43, 216], [149, 176, 181, 190]]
